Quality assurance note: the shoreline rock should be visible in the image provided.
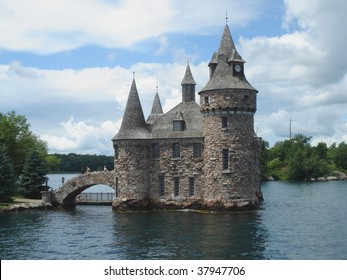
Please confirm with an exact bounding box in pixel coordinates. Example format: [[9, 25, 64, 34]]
[[1, 201, 52, 212]]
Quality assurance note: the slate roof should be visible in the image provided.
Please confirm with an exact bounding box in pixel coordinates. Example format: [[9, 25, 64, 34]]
[[113, 24, 255, 142], [149, 101, 203, 139], [113, 79, 151, 140], [200, 24, 257, 93], [181, 64, 196, 85], [146, 91, 164, 124]]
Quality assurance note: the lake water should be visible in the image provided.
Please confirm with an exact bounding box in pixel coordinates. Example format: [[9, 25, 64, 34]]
[[1, 180, 347, 260]]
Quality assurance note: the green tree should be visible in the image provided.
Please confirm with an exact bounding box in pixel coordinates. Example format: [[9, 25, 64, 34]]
[[19, 150, 47, 199], [0, 111, 48, 177], [45, 155, 61, 172], [286, 146, 308, 180], [334, 142, 347, 170], [0, 145, 15, 202], [259, 139, 270, 180]]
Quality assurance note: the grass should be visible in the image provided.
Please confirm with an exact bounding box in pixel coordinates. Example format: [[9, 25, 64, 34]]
[[0, 196, 42, 211]]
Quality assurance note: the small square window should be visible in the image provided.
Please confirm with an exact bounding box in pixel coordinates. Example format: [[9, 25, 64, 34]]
[[189, 177, 195, 196], [172, 143, 180, 158], [151, 143, 160, 159], [159, 175, 165, 197], [221, 117, 228, 128], [174, 177, 179, 196], [115, 177, 119, 197], [173, 120, 185, 131], [193, 143, 202, 158], [222, 149, 229, 170]]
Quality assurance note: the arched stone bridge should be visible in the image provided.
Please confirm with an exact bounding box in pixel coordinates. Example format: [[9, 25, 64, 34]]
[[53, 171, 115, 206]]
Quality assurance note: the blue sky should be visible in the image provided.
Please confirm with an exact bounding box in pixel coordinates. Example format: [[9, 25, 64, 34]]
[[1, 0, 347, 155]]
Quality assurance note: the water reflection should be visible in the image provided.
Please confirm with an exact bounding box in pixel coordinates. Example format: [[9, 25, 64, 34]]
[[111, 211, 267, 259], [2, 181, 347, 259]]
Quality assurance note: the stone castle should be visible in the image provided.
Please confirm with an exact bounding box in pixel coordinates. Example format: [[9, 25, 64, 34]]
[[112, 23, 263, 211]]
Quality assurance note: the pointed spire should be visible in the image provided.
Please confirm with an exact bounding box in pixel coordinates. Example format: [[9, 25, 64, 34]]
[[200, 24, 255, 93], [150, 91, 163, 115], [114, 78, 150, 139], [218, 24, 236, 58], [181, 64, 196, 85], [181, 64, 196, 102], [146, 84, 164, 124]]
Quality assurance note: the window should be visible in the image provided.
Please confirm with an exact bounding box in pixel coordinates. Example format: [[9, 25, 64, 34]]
[[151, 143, 160, 159], [115, 177, 119, 197], [173, 120, 185, 131], [221, 117, 228, 128], [114, 145, 119, 159], [174, 177, 179, 196], [222, 149, 229, 170], [172, 143, 180, 158], [189, 177, 195, 196], [193, 143, 202, 158], [159, 175, 165, 197], [204, 96, 209, 105]]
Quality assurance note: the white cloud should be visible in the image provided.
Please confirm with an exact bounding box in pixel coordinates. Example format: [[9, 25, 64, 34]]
[[1, 0, 347, 152], [0, 0, 264, 54], [41, 117, 121, 155], [241, 0, 347, 146], [0, 60, 209, 154]]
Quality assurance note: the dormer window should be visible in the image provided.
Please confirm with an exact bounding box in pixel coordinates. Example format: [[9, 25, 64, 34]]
[[173, 120, 185, 131]]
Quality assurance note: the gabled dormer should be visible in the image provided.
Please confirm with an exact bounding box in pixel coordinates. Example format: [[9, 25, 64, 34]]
[[173, 110, 185, 131]]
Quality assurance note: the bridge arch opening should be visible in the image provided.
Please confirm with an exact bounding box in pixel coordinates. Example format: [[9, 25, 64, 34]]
[[52, 171, 116, 207], [63, 184, 116, 206]]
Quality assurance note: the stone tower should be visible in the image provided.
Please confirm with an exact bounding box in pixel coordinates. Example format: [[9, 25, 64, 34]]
[[112, 78, 151, 210], [198, 24, 262, 209]]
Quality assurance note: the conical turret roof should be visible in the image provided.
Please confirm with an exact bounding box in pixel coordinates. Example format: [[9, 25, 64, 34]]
[[181, 64, 196, 85], [150, 91, 163, 114], [218, 24, 245, 62], [147, 90, 164, 124], [113, 78, 150, 140], [200, 23, 256, 93]]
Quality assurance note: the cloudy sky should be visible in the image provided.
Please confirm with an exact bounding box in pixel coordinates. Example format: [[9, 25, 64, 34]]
[[1, 0, 347, 155]]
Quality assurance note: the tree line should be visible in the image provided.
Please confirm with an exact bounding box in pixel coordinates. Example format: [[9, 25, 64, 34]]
[[47, 153, 114, 173], [260, 134, 347, 181], [0, 111, 112, 202]]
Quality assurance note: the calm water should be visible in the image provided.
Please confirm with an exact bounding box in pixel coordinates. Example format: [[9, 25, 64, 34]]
[[1, 181, 347, 260]]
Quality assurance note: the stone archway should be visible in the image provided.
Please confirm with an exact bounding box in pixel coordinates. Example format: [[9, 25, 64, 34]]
[[52, 171, 115, 206]]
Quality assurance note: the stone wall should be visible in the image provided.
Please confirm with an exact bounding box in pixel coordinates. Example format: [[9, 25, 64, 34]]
[[148, 138, 204, 208], [199, 89, 257, 113], [112, 88, 262, 211], [199, 89, 262, 209], [113, 140, 151, 210]]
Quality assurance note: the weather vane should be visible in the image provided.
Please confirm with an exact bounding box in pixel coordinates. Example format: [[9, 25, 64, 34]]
[[226, 9, 228, 23], [186, 57, 192, 65]]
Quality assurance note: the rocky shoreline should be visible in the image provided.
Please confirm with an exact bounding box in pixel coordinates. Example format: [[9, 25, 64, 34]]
[[1, 201, 52, 212], [265, 171, 347, 182]]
